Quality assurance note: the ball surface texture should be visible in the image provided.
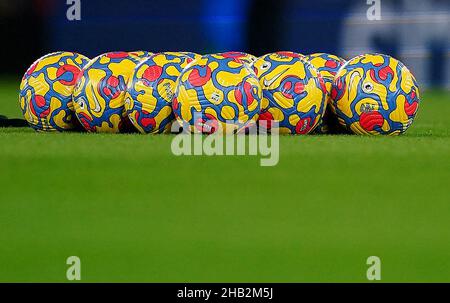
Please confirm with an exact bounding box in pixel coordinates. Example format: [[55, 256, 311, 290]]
[[128, 50, 153, 59], [305, 53, 346, 134], [125, 52, 199, 134], [173, 54, 262, 133], [214, 51, 258, 66], [253, 51, 327, 134]]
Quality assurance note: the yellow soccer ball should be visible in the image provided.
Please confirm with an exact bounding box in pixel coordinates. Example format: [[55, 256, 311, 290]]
[[19, 51, 90, 131], [331, 53, 420, 135]]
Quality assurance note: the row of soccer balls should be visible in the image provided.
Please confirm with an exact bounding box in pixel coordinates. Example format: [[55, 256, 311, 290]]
[[19, 50, 420, 135]]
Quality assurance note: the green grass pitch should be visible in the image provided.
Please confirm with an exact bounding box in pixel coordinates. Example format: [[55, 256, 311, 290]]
[[0, 78, 449, 282]]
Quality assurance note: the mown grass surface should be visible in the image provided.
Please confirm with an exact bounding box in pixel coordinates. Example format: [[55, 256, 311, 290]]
[[0, 80, 449, 282]]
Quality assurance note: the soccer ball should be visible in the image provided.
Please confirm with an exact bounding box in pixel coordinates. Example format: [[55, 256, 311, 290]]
[[173, 54, 262, 134], [305, 53, 346, 134], [73, 51, 142, 133], [253, 51, 327, 134], [331, 53, 420, 135], [19, 51, 90, 131], [214, 51, 258, 66], [125, 51, 200, 134]]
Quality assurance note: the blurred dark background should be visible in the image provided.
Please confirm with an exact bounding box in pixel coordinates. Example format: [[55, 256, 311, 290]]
[[0, 0, 449, 88]]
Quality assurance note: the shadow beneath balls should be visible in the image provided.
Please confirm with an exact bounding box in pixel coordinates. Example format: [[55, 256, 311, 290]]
[[313, 111, 352, 135], [119, 118, 140, 134], [0, 115, 29, 128]]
